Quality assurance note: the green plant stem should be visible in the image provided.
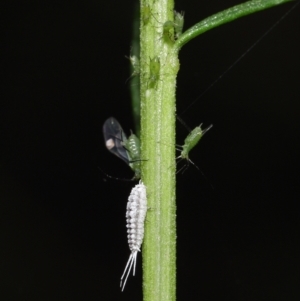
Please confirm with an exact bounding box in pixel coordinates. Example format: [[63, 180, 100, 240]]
[[138, 1, 293, 300], [140, 0, 178, 301], [175, 0, 292, 51], [130, 2, 141, 136]]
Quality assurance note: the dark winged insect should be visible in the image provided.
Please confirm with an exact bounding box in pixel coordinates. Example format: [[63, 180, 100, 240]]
[[103, 117, 141, 180]]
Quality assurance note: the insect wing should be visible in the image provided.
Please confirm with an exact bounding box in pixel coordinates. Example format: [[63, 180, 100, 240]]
[[103, 117, 130, 165]]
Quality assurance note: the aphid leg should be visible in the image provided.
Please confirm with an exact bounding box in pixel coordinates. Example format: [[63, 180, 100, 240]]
[[175, 156, 192, 174], [185, 158, 201, 174], [129, 158, 147, 163], [125, 54, 140, 84], [175, 144, 183, 151], [175, 158, 188, 174], [98, 167, 136, 182], [175, 146, 188, 174], [120, 251, 138, 291]]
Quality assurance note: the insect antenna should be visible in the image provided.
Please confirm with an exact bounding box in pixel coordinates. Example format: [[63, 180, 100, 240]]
[[176, 114, 191, 132], [201, 124, 213, 134]]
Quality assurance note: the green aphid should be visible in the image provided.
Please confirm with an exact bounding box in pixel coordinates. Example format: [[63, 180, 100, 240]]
[[123, 132, 141, 179], [162, 20, 175, 43], [174, 11, 184, 39], [161, 11, 184, 42], [142, 4, 151, 25], [128, 54, 140, 77], [176, 124, 213, 173], [148, 56, 161, 89]]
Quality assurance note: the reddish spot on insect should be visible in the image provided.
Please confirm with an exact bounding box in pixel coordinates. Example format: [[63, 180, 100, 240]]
[[103, 117, 141, 180]]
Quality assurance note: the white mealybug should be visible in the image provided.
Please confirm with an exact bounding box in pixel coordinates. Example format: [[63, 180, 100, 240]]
[[120, 180, 147, 291]]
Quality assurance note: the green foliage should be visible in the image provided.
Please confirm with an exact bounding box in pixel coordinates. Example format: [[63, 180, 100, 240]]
[[131, 1, 293, 300]]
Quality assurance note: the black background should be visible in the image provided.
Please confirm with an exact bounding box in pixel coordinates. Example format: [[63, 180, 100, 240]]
[[2, 0, 300, 300]]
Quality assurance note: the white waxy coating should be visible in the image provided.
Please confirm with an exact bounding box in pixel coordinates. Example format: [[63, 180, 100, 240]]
[[120, 180, 147, 291]]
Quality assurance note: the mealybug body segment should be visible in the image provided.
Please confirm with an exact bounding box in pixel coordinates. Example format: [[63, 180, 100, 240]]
[[103, 117, 141, 179], [120, 181, 147, 291]]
